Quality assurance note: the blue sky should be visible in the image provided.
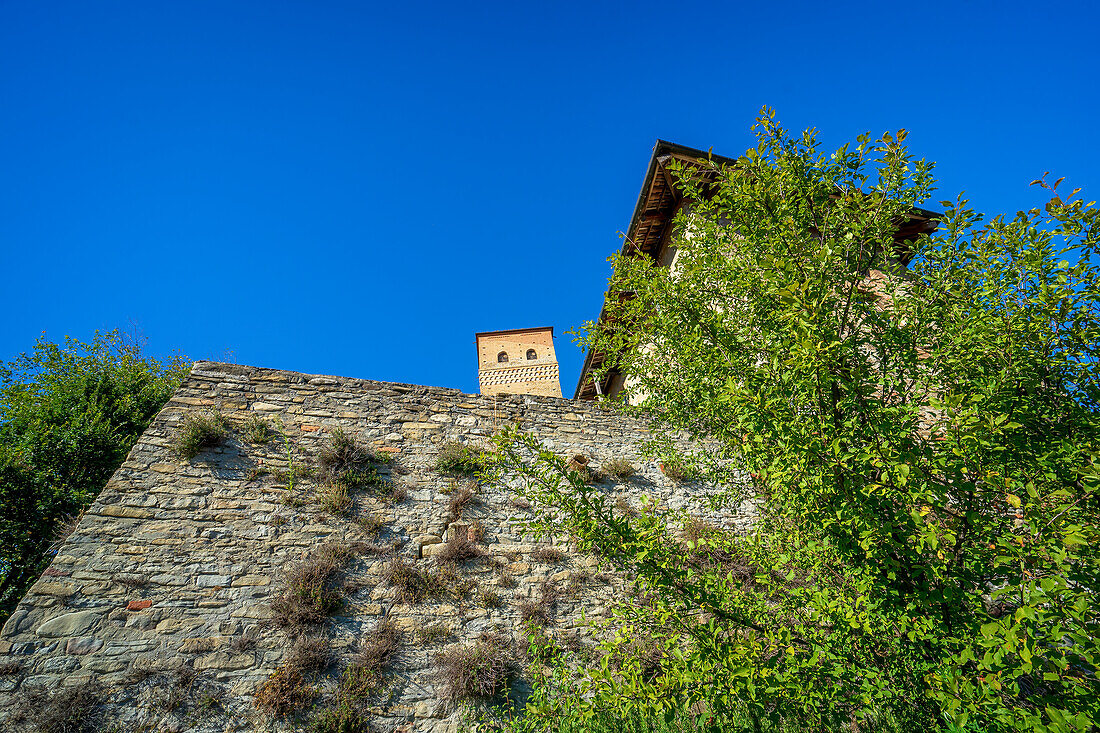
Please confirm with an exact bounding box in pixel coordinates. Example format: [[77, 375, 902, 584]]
[[2, 0, 1098, 395]]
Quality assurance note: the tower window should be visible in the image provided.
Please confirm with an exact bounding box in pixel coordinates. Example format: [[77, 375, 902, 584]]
[[526, 349, 537, 360], [497, 351, 508, 363]]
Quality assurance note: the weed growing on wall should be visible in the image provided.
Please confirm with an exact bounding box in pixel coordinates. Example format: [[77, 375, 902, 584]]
[[340, 620, 403, 699], [434, 633, 517, 709], [253, 664, 316, 718], [270, 542, 359, 627], [435, 441, 490, 476], [175, 411, 230, 460]]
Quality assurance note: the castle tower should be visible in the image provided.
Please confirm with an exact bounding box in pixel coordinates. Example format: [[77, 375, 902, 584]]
[[476, 326, 562, 397]]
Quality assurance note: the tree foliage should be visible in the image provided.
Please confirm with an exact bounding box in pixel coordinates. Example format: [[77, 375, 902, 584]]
[[0, 330, 188, 623], [497, 111, 1099, 732]]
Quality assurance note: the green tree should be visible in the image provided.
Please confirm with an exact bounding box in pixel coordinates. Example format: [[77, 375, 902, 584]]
[[0, 330, 188, 624], [497, 111, 1099, 732]]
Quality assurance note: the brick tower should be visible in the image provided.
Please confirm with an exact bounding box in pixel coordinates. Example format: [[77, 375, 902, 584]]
[[475, 326, 562, 397]]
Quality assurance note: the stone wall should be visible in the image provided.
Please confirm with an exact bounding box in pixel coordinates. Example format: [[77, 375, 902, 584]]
[[0, 362, 750, 732]]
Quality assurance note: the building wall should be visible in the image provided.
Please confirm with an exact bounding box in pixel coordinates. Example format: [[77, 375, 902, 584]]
[[476, 329, 561, 398], [0, 362, 752, 733]]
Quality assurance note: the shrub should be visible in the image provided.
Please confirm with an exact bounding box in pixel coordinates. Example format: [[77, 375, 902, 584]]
[[253, 664, 316, 718], [434, 634, 516, 708], [435, 535, 485, 566], [434, 441, 489, 475], [0, 330, 187, 630], [242, 415, 274, 445], [341, 620, 402, 698], [383, 558, 449, 604], [176, 411, 230, 460], [602, 458, 636, 479], [522, 623, 563, 666], [478, 589, 503, 609], [8, 679, 104, 733], [271, 543, 356, 627]]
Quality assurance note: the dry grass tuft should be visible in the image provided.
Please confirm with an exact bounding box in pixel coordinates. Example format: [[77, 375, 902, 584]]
[[609, 634, 668, 683], [317, 427, 369, 474], [602, 457, 636, 479], [433, 633, 516, 708], [382, 558, 450, 604], [341, 620, 402, 699], [518, 600, 550, 625], [518, 581, 560, 626], [380, 481, 407, 503], [530, 546, 566, 564], [271, 543, 357, 627], [308, 698, 374, 733], [477, 589, 504, 609], [9, 679, 104, 733], [230, 628, 258, 653], [615, 496, 639, 518], [112, 572, 149, 588], [316, 481, 352, 516], [435, 535, 485, 566], [659, 455, 695, 482], [447, 485, 478, 521], [286, 635, 331, 674], [416, 624, 451, 644], [357, 512, 385, 535], [682, 517, 752, 577]]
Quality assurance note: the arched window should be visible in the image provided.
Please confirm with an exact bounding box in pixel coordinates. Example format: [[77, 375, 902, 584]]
[[526, 349, 537, 360], [497, 351, 508, 363]]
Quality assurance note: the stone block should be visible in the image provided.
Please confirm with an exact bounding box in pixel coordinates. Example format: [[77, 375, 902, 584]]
[[195, 575, 231, 587], [35, 610, 103, 638], [193, 651, 255, 671], [231, 575, 270, 587], [66, 637, 103, 655], [94, 505, 154, 519]]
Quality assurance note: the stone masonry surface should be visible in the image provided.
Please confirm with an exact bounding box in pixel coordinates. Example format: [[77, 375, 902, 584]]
[[0, 362, 751, 732]]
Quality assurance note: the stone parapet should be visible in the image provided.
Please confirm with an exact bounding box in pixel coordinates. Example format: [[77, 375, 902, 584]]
[[0, 362, 751, 732]]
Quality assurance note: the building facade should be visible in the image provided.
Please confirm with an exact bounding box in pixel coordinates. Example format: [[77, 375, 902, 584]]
[[475, 326, 562, 398]]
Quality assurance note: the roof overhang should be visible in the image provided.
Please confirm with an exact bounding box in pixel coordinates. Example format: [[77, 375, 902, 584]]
[[572, 140, 941, 401]]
